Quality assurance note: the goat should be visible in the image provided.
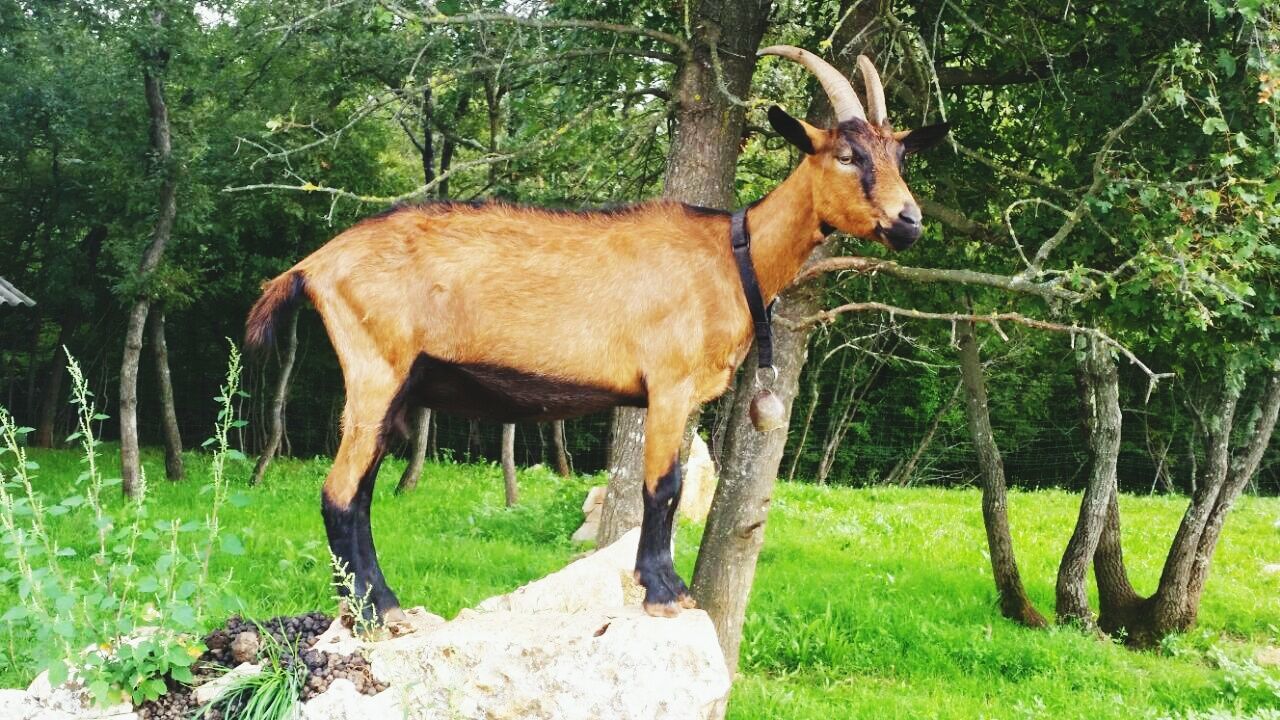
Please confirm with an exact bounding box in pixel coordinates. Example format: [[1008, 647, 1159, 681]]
[[245, 47, 949, 628]]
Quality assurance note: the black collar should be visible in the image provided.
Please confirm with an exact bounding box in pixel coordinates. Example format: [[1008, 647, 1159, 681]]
[[730, 208, 774, 369]]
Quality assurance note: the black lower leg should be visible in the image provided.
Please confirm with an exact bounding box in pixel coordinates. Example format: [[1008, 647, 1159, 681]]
[[635, 457, 689, 611], [322, 452, 400, 621]]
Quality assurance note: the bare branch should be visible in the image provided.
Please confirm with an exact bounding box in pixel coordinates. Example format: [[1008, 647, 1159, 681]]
[[780, 301, 1172, 386], [1021, 82, 1163, 275], [793, 256, 1082, 302], [225, 87, 644, 206], [380, 3, 691, 55]]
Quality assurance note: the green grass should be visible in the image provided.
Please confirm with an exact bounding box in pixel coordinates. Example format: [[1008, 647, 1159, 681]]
[[3, 446, 1279, 719]]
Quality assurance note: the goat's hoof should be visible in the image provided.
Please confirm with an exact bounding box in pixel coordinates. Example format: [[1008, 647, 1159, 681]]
[[642, 601, 683, 618], [383, 607, 414, 636], [677, 593, 697, 609]]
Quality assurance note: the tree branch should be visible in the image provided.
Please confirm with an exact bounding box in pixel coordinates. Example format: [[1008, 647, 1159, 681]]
[[793, 256, 1082, 302], [380, 4, 691, 55], [780, 302, 1172, 387]]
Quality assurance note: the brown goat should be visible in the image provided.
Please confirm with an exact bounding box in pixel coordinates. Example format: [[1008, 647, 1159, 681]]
[[245, 47, 948, 627]]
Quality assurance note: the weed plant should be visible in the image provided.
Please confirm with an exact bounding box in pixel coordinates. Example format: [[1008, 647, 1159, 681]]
[[0, 345, 247, 705]]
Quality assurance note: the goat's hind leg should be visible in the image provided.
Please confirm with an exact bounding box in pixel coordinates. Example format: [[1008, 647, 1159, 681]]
[[322, 379, 410, 633]]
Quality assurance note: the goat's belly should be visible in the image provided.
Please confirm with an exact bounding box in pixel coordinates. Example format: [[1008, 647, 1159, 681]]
[[403, 353, 646, 423]]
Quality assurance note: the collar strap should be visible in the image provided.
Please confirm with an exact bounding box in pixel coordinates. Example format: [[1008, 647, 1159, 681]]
[[730, 208, 774, 369]]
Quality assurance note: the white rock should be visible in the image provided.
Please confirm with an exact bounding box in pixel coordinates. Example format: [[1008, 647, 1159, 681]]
[[679, 436, 718, 523], [0, 689, 37, 720], [368, 605, 729, 720], [572, 486, 608, 543], [570, 518, 600, 543], [299, 679, 402, 720], [193, 662, 261, 705], [1264, 563, 1280, 575], [581, 485, 607, 514], [477, 528, 641, 614]]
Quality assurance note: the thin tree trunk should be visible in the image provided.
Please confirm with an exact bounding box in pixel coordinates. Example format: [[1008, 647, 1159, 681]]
[[397, 408, 432, 494], [1056, 335, 1123, 625], [816, 351, 887, 485], [891, 380, 960, 487], [121, 12, 179, 497], [1149, 379, 1240, 632], [551, 420, 571, 477], [1184, 372, 1280, 610], [150, 307, 184, 480], [501, 423, 518, 506], [956, 321, 1046, 627], [119, 301, 151, 496], [467, 419, 482, 460], [251, 309, 299, 485], [34, 319, 73, 448], [785, 351, 828, 481], [599, 406, 647, 547]]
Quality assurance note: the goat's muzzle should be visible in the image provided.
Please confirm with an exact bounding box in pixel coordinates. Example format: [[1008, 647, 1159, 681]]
[[878, 204, 922, 250]]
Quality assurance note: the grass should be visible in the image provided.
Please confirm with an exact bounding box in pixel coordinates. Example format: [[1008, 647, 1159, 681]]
[[3, 445, 1279, 719]]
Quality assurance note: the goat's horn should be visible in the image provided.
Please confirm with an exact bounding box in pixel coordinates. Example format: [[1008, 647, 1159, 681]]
[[758, 45, 865, 123], [857, 55, 888, 127]]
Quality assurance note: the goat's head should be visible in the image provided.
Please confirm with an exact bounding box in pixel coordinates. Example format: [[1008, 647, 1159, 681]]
[[759, 46, 950, 251]]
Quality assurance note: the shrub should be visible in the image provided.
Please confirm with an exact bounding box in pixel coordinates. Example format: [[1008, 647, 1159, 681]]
[[0, 344, 248, 705]]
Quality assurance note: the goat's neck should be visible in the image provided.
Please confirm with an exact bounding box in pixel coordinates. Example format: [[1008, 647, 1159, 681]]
[[744, 166, 824, 302]]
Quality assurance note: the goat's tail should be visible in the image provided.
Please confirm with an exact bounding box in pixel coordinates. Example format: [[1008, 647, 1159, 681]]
[[245, 270, 308, 352]]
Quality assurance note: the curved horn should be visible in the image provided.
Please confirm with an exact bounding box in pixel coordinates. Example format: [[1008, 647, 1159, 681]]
[[758, 45, 865, 122], [857, 55, 888, 127]]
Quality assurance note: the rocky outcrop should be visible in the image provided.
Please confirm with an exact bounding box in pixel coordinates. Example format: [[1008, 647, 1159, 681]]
[[3, 529, 730, 720]]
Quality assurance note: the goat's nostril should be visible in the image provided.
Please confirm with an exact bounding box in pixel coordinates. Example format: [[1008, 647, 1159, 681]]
[[898, 205, 922, 227]]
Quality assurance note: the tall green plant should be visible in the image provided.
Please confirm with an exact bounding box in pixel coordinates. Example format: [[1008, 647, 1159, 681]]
[[0, 343, 248, 706]]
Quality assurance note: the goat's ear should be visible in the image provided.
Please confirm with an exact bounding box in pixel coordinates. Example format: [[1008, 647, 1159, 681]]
[[768, 105, 820, 155], [894, 122, 951, 154]]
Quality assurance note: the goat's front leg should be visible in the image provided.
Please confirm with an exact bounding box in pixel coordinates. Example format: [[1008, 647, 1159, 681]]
[[636, 388, 697, 618]]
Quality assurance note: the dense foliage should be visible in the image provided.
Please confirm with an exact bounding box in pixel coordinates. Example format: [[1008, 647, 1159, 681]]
[[0, 0, 1276, 493]]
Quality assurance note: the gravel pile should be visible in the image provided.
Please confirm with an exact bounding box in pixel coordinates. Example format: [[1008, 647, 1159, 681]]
[[139, 611, 387, 720]]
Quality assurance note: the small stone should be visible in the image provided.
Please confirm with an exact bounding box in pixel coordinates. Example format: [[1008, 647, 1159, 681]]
[[230, 631, 260, 665], [1256, 646, 1280, 667], [1262, 563, 1280, 575]]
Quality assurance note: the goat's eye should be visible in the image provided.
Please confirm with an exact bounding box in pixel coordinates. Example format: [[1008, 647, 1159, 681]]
[[837, 154, 855, 165]]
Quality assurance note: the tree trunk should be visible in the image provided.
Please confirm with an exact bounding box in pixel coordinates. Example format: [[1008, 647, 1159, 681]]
[[149, 307, 184, 480], [599, 406, 647, 547], [467, 419, 483, 460], [119, 300, 151, 496], [34, 319, 73, 448], [956, 321, 1047, 627], [1098, 369, 1279, 646], [121, 14, 179, 497], [1055, 336, 1123, 625], [551, 420, 571, 477], [1148, 378, 1241, 632], [890, 380, 960, 487], [251, 308, 299, 485], [690, 0, 883, 675], [501, 423, 518, 506], [1184, 371, 1280, 610], [690, 251, 827, 673], [1094, 485, 1146, 638], [397, 408, 432, 494], [601, 0, 773, 550]]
